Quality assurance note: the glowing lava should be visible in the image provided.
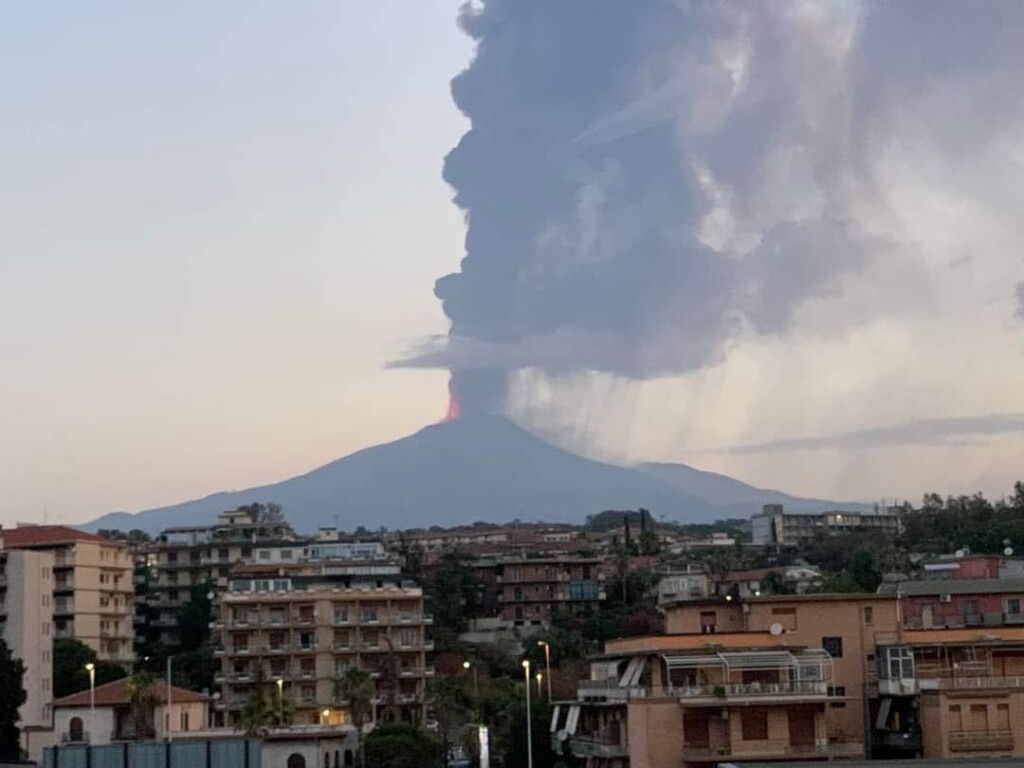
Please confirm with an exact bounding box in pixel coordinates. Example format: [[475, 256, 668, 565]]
[[443, 378, 460, 421]]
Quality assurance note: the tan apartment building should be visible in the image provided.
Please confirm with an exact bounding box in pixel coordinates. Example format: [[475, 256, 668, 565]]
[[0, 545, 55, 747], [142, 510, 296, 645], [2, 525, 133, 664], [214, 561, 433, 728]]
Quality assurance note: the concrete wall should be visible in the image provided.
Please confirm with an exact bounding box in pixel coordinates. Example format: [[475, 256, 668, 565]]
[[627, 699, 683, 768], [54, 706, 116, 745]]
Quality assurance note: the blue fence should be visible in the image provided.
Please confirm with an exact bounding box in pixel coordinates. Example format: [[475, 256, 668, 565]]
[[44, 740, 260, 768]]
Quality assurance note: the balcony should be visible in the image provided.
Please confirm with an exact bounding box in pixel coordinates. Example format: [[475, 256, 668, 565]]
[[919, 675, 1024, 692], [950, 730, 1014, 752], [878, 677, 918, 696], [570, 735, 628, 759], [681, 741, 863, 761]]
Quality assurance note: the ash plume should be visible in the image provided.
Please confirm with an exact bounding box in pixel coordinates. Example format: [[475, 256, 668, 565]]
[[395, 1, 1024, 416]]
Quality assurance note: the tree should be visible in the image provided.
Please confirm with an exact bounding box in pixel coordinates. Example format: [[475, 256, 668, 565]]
[[238, 679, 293, 738], [127, 672, 158, 740], [0, 640, 26, 761], [53, 638, 127, 698], [363, 723, 443, 768], [336, 667, 374, 767], [426, 677, 469, 761]]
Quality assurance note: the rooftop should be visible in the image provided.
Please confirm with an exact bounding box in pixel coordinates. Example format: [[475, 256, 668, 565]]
[[1, 525, 113, 548], [897, 627, 1024, 646], [604, 631, 789, 656], [878, 578, 1024, 597], [53, 679, 207, 708]]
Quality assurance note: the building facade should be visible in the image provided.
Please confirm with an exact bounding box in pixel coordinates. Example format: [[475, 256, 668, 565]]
[[751, 505, 901, 547], [214, 563, 432, 728], [0, 546, 55, 737], [878, 578, 1024, 630], [2, 525, 133, 664], [140, 510, 296, 646], [472, 555, 604, 628]]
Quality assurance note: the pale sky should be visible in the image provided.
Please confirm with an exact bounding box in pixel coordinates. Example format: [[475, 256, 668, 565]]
[[4, 1, 1024, 527]]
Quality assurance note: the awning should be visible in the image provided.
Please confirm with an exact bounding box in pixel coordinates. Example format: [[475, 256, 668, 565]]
[[620, 657, 644, 687], [549, 705, 562, 734], [565, 705, 581, 736]]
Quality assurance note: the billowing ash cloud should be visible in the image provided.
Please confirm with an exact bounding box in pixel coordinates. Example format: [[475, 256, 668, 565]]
[[395, 0, 1024, 414]]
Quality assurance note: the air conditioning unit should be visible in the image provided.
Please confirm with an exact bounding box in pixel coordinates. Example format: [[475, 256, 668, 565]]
[[940, 594, 952, 603]]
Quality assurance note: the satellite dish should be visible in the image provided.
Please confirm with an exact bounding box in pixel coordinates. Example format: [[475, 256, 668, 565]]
[[769, 623, 784, 636], [1005, 547, 1014, 557], [955, 549, 965, 559]]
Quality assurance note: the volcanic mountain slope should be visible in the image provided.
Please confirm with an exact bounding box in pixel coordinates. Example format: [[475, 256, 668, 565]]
[[84, 416, 866, 534]]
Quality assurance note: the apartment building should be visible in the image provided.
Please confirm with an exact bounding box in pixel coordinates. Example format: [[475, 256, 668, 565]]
[[555, 632, 857, 767], [0, 546, 55, 739], [472, 555, 604, 628], [751, 505, 901, 547], [142, 510, 296, 644], [878, 578, 1024, 629], [2, 525, 133, 664], [214, 561, 433, 729], [874, 627, 1024, 759]]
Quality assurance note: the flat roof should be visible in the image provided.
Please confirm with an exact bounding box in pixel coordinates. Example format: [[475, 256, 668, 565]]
[[898, 626, 1024, 645], [604, 631, 791, 656], [878, 578, 1024, 596]]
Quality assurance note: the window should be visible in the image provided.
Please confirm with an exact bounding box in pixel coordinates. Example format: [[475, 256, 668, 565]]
[[740, 710, 768, 740], [180, 711, 190, 731], [287, 754, 306, 768], [281, 550, 293, 560], [699, 611, 717, 634], [822, 637, 843, 658], [258, 550, 271, 561], [863, 606, 873, 625], [1007, 598, 1022, 615], [69, 716, 84, 742], [513, 588, 523, 601], [827, 685, 846, 697], [963, 599, 980, 617]]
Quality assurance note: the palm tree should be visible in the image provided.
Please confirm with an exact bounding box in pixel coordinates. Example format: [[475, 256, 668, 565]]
[[238, 682, 293, 738], [336, 667, 374, 767], [127, 672, 158, 740]]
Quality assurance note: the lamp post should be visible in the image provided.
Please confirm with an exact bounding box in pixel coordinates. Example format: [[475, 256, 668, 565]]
[[84, 663, 95, 744], [535, 672, 543, 697], [276, 677, 284, 721], [463, 661, 480, 718], [537, 641, 552, 701], [521, 660, 533, 768], [166, 656, 173, 743]]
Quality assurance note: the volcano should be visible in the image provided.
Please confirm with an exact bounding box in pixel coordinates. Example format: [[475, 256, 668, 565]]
[[84, 416, 867, 534]]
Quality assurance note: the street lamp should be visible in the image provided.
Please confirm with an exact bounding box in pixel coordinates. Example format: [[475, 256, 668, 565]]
[[84, 663, 95, 744], [463, 660, 480, 717], [276, 677, 284, 718], [166, 656, 173, 743], [521, 660, 533, 768], [537, 641, 552, 701], [535, 672, 543, 697], [321, 708, 331, 725]]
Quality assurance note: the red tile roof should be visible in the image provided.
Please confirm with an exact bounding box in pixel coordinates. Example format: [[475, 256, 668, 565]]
[[53, 679, 208, 708], [1, 525, 112, 548]]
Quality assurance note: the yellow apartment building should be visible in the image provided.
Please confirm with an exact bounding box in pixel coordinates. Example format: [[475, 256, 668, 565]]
[[214, 562, 433, 728], [2, 525, 134, 665]]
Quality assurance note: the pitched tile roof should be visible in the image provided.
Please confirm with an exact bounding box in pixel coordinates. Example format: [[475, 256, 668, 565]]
[[1, 525, 110, 548], [52, 678, 208, 708]]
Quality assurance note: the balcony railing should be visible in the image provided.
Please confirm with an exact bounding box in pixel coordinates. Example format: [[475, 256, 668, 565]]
[[577, 680, 828, 703], [681, 741, 863, 761], [919, 676, 1024, 691], [570, 735, 628, 759], [950, 730, 1014, 752]]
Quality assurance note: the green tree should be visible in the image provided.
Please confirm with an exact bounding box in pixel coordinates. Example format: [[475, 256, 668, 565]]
[[336, 667, 374, 767], [238, 679, 293, 738], [127, 672, 158, 740], [363, 723, 443, 768], [0, 640, 27, 761], [53, 638, 127, 698]]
